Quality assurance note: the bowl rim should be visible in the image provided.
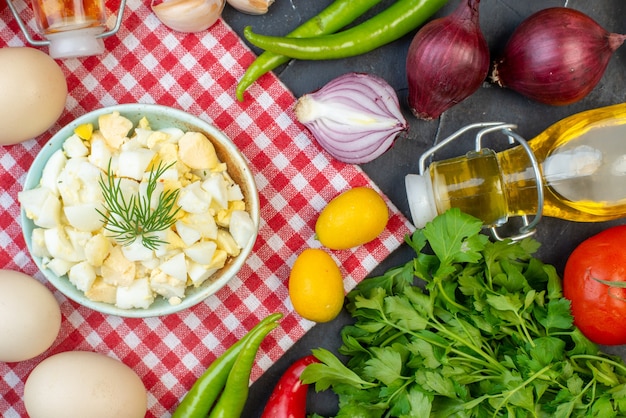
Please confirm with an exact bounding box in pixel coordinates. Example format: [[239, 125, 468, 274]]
[[20, 103, 260, 318]]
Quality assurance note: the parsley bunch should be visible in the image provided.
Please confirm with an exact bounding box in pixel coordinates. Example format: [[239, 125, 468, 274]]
[[302, 209, 626, 417]]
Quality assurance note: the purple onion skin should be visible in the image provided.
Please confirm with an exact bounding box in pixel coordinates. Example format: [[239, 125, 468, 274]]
[[406, 0, 489, 120], [294, 72, 408, 165], [492, 7, 626, 106]]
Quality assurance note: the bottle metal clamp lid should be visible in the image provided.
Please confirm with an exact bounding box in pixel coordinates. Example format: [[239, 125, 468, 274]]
[[405, 122, 545, 241]]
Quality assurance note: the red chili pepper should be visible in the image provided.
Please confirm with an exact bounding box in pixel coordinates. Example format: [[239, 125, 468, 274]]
[[260, 355, 320, 418]]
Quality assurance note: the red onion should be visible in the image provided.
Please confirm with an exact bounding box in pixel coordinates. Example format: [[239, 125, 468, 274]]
[[294, 72, 408, 164], [406, 0, 489, 120], [491, 7, 626, 105]]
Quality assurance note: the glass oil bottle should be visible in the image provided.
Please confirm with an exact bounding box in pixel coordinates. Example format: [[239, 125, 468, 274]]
[[406, 103, 626, 239]]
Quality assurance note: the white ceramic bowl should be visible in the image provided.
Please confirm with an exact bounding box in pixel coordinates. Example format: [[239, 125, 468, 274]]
[[21, 104, 260, 318]]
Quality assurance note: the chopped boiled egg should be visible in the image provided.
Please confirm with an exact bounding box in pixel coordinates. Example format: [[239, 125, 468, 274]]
[[115, 278, 154, 309], [98, 112, 133, 149], [74, 123, 94, 140], [178, 132, 219, 169], [21, 112, 256, 309]]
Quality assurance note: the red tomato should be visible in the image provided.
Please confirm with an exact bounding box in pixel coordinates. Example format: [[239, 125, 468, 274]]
[[563, 225, 626, 346]]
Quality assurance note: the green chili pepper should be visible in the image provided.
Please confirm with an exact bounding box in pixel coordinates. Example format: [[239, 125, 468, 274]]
[[236, 0, 382, 102], [207, 320, 280, 418], [172, 312, 282, 418], [243, 0, 449, 61]]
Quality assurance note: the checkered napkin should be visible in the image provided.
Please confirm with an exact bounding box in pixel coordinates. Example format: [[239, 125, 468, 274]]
[[0, 2, 414, 416]]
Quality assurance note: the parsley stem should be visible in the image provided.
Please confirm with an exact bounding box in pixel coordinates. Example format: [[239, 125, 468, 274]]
[[435, 279, 468, 312], [382, 314, 506, 373], [378, 330, 407, 348], [429, 322, 507, 372], [571, 354, 626, 375], [492, 363, 553, 417]]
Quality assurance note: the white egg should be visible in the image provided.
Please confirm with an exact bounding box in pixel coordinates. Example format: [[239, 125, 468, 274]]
[[0, 47, 68, 145], [0, 270, 61, 362], [24, 351, 148, 418]]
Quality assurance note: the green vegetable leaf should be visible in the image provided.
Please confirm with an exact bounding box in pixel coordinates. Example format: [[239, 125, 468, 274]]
[[385, 295, 428, 331], [404, 386, 433, 417], [537, 298, 573, 331], [407, 337, 442, 369], [349, 262, 415, 305], [303, 348, 376, 391], [485, 293, 522, 313], [98, 160, 180, 250], [353, 288, 386, 316], [335, 403, 383, 418], [363, 347, 405, 386], [302, 209, 626, 417], [423, 208, 486, 274], [415, 369, 456, 398]]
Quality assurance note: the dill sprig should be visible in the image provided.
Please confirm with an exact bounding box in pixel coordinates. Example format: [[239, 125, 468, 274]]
[[97, 160, 181, 250]]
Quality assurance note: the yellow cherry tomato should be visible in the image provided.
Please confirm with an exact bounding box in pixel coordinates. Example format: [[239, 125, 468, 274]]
[[315, 187, 389, 250], [288, 248, 344, 323]]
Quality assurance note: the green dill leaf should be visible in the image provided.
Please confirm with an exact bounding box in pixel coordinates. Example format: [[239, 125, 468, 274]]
[[98, 160, 180, 250]]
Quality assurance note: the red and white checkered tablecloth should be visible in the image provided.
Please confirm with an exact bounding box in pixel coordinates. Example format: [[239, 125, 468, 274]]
[[0, 1, 414, 416]]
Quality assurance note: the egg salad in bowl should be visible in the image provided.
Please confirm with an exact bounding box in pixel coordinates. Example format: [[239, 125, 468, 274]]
[[19, 104, 259, 317]]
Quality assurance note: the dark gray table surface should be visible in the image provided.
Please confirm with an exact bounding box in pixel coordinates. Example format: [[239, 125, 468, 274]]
[[221, 1, 626, 415]]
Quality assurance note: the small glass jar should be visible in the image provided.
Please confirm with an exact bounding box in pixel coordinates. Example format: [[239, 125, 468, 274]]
[[6, 0, 126, 59]]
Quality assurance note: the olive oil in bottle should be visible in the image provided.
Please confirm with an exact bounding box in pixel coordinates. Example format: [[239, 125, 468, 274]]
[[406, 103, 626, 230]]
